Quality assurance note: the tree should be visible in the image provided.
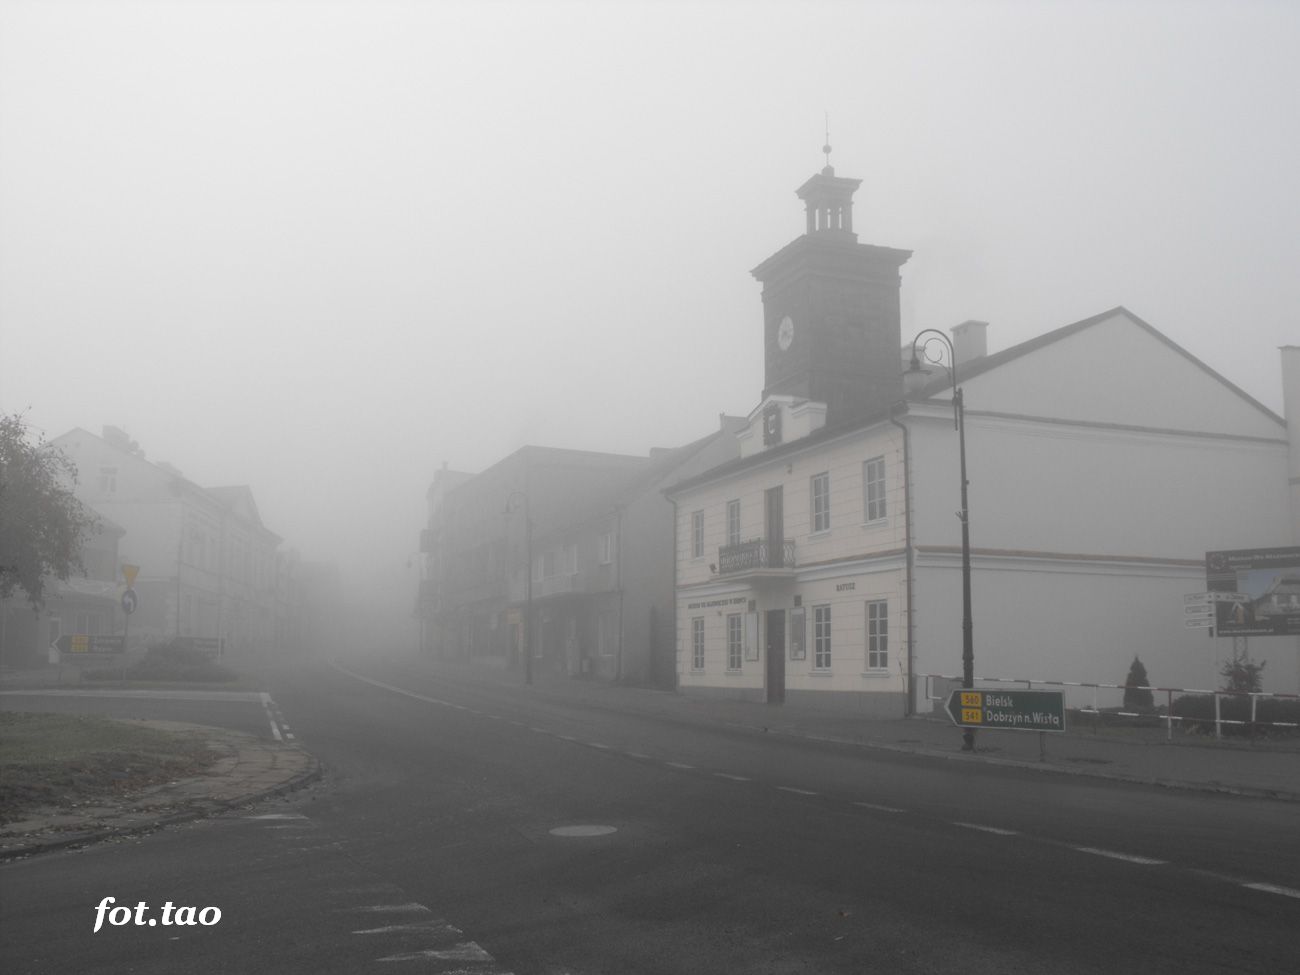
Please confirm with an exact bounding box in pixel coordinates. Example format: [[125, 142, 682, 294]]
[[1122, 655, 1154, 710], [1220, 647, 1266, 694], [0, 414, 98, 607]]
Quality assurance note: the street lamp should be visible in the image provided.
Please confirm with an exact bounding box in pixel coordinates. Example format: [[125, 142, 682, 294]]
[[504, 490, 533, 686], [905, 329, 976, 751]]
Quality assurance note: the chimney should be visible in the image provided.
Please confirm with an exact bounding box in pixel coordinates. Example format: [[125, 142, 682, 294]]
[[951, 320, 989, 368]]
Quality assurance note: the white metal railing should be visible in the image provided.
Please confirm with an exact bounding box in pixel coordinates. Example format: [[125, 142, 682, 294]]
[[921, 673, 1300, 740]]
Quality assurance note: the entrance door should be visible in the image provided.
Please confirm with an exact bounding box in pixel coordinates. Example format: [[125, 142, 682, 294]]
[[765, 609, 786, 704], [765, 486, 784, 567]]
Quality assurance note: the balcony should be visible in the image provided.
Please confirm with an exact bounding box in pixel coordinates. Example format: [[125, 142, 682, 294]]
[[718, 538, 796, 579]]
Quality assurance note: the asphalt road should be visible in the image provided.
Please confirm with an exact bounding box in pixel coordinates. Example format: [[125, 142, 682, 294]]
[[1, 657, 1296, 974]]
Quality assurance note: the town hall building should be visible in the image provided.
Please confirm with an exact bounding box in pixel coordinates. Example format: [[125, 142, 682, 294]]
[[667, 162, 1298, 716]]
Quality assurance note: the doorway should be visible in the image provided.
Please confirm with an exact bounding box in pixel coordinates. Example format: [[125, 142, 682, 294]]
[[765, 609, 786, 704]]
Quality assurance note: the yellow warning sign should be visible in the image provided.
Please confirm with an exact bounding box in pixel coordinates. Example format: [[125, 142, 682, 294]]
[[122, 564, 139, 587]]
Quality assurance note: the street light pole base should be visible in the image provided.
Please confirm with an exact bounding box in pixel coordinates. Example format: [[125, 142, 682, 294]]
[[961, 730, 975, 752]]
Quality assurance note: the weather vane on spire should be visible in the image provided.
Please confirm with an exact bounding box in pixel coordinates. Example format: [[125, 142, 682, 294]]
[[822, 112, 833, 172]]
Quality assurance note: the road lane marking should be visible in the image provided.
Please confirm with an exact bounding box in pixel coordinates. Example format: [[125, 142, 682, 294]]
[[377, 943, 495, 963], [627, 752, 652, 759], [587, 742, 611, 750], [854, 802, 905, 813], [262, 694, 283, 741], [345, 903, 432, 913], [714, 773, 751, 782], [954, 822, 1018, 836], [353, 921, 464, 935], [665, 761, 695, 770], [1242, 883, 1300, 899], [1074, 847, 1166, 866], [776, 786, 818, 796], [245, 813, 308, 820]]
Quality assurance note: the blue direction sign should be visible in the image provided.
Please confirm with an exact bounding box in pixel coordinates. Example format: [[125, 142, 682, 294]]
[[945, 689, 1066, 733], [121, 588, 138, 615]]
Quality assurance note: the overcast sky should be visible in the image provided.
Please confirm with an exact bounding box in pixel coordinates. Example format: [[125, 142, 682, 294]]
[[2, 0, 1297, 605]]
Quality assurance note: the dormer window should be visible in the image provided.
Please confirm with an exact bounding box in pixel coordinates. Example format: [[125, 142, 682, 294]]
[[763, 406, 781, 445]]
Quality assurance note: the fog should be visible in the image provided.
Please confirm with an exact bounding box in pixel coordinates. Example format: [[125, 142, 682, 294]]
[[2, 0, 1297, 639]]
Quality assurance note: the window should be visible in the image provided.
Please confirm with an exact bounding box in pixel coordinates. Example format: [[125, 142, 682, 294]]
[[598, 531, 615, 565], [866, 600, 888, 670], [98, 466, 117, 494], [811, 472, 830, 533], [692, 617, 705, 670], [813, 604, 832, 670], [543, 549, 557, 577], [726, 500, 741, 547], [726, 613, 743, 670], [864, 457, 886, 522], [565, 543, 578, 574], [691, 510, 705, 559]]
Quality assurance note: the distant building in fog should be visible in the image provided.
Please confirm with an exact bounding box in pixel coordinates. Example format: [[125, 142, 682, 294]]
[[0, 505, 125, 667], [420, 422, 742, 687], [666, 162, 1298, 713], [50, 426, 290, 656]]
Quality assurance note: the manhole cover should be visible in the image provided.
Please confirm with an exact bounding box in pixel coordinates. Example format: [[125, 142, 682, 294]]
[[549, 825, 618, 837]]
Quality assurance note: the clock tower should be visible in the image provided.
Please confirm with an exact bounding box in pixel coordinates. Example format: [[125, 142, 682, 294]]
[[752, 161, 911, 427]]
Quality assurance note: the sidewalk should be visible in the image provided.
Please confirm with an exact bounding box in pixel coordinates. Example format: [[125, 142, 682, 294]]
[[0, 718, 319, 861], [413, 656, 1300, 803]]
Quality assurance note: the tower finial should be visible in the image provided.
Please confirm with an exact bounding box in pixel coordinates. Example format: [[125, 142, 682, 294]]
[[822, 112, 832, 173]]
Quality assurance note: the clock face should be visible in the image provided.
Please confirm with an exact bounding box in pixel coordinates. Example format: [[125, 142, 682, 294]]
[[777, 315, 794, 351]]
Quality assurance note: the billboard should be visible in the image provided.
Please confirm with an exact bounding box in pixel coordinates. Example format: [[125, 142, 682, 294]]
[[1206, 547, 1300, 637]]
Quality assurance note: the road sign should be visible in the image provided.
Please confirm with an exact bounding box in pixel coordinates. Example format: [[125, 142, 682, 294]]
[[121, 588, 138, 615], [1207, 591, 1251, 603], [1184, 617, 1215, 628], [55, 634, 125, 654], [122, 564, 139, 587], [945, 689, 1066, 733]]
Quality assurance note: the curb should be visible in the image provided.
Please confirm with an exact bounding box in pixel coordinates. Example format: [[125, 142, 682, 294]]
[[0, 752, 323, 862], [521, 686, 1300, 804]]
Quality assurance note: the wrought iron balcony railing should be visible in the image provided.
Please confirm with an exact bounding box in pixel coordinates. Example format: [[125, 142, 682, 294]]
[[718, 538, 796, 575]]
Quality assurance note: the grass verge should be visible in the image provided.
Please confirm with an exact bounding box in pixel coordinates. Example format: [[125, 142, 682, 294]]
[[0, 713, 222, 825]]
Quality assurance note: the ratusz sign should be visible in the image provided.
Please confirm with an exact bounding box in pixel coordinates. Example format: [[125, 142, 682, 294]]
[[945, 689, 1066, 733]]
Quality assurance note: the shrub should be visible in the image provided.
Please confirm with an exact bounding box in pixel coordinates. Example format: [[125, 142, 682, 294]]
[[1122, 656, 1154, 710], [83, 639, 237, 683], [1170, 692, 1300, 737]]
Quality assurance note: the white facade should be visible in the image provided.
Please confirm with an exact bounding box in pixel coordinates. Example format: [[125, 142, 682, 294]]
[[672, 309, 1298, 712], [52, 427, 282, 654]]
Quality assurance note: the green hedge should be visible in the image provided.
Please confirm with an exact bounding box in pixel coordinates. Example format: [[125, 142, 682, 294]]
[[1170, 693, 1300, 737]]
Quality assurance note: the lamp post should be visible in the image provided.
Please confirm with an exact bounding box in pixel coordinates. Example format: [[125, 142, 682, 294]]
[[905, 329, 975, 751], [504, 490, 533, 686]]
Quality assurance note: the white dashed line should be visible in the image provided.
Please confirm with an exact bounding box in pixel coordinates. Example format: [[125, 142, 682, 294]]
[[378, 943, 494, 963], [854, 802, 905, 813], [353, 921, 464, 936], [345, 903, 432, 914], [714, 773, 751, 782], [953, 822, 1018, 836], [587, 742, 611, 750], [1242, 883, 1300, 900], [558, 735, 577, 742], [665, 761, 695, 770], [776, 786, 818, 796], [1074, 847, 1166, 866], [626, 752, 652, 760]]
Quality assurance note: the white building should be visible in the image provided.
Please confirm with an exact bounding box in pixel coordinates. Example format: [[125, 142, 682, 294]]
[[667, 165, 1298, 715], [51, 426, 284, 655]]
